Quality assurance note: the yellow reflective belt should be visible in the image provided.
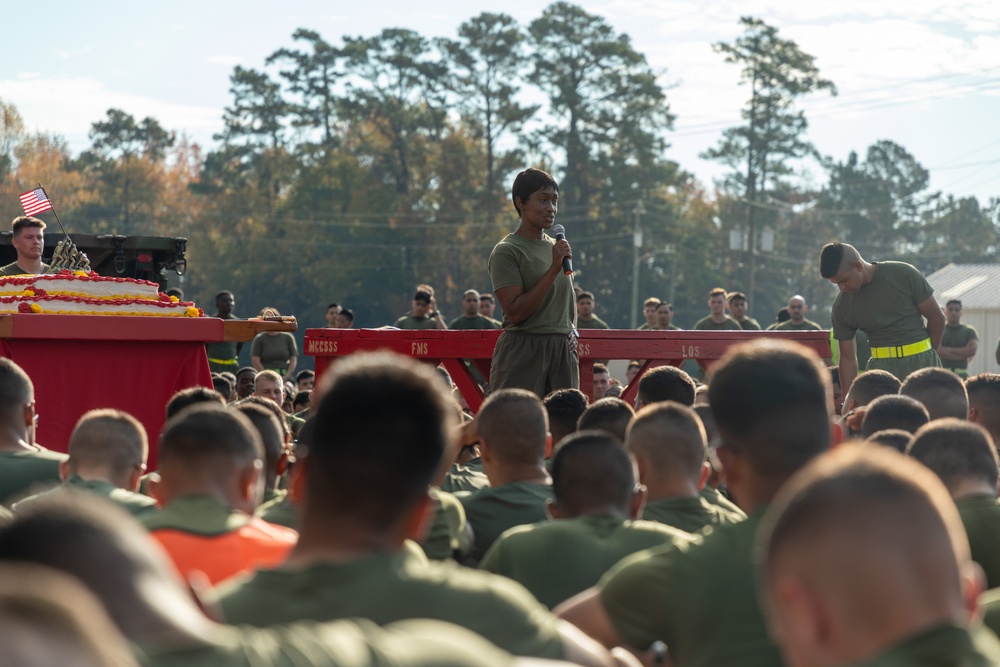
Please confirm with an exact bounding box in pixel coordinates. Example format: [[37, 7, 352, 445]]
[[207, 357, 238, 365], [869, 339, 932, 359]]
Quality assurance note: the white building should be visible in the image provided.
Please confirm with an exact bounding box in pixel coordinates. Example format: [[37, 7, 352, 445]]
[[926, 263, 1000, 376]]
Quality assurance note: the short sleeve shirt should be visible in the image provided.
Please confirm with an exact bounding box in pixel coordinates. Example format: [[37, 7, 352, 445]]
[[941, 324, 979, 370], [13, 475, 157, 517], [458, 481, 554, 562], [479, 514, 693, 609], [250, 333, 298, 371], [394, 314, 438, 330], [576, 316, 610, 330], [216, 549, 565, 660], [448, 315, 500, 330], [773, 319, 822, 331], [420, 488, 471, 561], [489, 233, 575, 335], [693, 316, 742, 330], [599, 510, 781, 665], [831, 261, 935, 346], [0, 447, 66, 506], [737, 318, 762, 331]]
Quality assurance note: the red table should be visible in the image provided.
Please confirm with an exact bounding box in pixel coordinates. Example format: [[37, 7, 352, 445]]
[[305, 328, 831, 411]]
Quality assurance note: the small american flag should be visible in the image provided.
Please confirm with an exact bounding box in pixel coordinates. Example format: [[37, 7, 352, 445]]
[[19, 188, 53, 217]]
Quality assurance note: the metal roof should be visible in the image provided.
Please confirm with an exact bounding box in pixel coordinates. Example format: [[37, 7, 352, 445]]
[[927, 263, 1000, 309]]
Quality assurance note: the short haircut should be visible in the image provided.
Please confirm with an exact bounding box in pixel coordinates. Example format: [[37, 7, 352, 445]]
[[946, 299, 961, 308], [232, 402, 285, 475], [254, 370, 284, 391], [478, 389, 548, 464], [339, 308, 354, 322], [480, 294, 495, 304], [577, 291, 595, 302], [655, 302, 672, 312], [220, 371, 237, 386], [292, 391, 311, 410], [577, 397, 635, 443], [11, 216, 45, 235], [67, 410, 147, 479], [819, 242, 845, 279], [643, 297, 661, 308], [295, 370, 315, 383], [158, 404, 263, 465], [967, 373, 1000, 444], [552, 431, 637, 515], [709, 340, 831, 479], [164, 386, 225, 420], [693, 404, 718, 445], [626, 402, 706, 483], [845, 369, 901, 408], [238, 395, 290, 440], [309, 352, 455, 527], [708, 287, 726, 299], [637, 365, 697, 407], [326, 302, 339, 311], [899, 367, 969, 421], [463, 289, 481, 299], [864, 429, 913, 454], [511, 167, 558, 217], [0, 358, 33, 419], [413, 290, 432, 304], [235, 366, 257, 380], [907, 419, 998, 495], [727, 291, 747, 304], [212, 375, 232, 399], [215, 290, 233, 300], [543, 388, 588, 448], [861, 394, 930, 438], [593, 362, 608, 375]]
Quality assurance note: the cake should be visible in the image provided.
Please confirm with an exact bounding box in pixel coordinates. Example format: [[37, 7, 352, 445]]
[[0, 270, 203, 317]]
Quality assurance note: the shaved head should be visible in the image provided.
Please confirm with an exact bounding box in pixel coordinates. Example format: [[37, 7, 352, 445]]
[[906, 419, 998, 497], [626, 402, 706, 485], [478, 389, 549, 464], [899, 367, 969, 421], [66, 410, 147, 484]]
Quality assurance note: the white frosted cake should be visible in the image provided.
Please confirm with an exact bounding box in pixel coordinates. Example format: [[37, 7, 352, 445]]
[[0, 270, 203, 317]]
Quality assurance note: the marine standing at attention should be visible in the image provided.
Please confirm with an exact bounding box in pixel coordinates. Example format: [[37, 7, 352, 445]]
[[488, 168, 577, 396]]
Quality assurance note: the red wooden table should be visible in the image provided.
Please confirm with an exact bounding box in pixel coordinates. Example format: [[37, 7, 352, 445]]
[[306, 328, 831, 411]]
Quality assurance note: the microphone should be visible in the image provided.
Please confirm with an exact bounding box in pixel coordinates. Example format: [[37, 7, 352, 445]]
[[552, 224, 573, 275]]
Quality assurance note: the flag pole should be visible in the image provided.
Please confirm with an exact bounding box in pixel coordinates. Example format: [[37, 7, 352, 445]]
[[36, 183, 69, 238]]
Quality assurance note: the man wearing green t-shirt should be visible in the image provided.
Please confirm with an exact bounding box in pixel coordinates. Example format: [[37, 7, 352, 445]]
[[576, 292, 610, 330], [205, 291, 244, 374], [626, 402, 744, 533], [907, 419, 1000, 589], [557, 340, 832, 666], [637, 297, 660, 330], [821, 243, 945, 397], [771, 295, 822, 331], [449, 289, 500, 330], [726, 291, 760, 330], [693, 288, 741, 330], [0, 216, 51, 276], [217, 353, 620, 667], [653, 301, 681, 330], [758, 446, 1000, 667], [939, 299, 979, 378], [394, 289, 447, 330], [12, 409, 155, 517], [458, 389, 555, 563], [480, 431, 692, 609], [489, 168, 577, 396], [0, 358, 65, 507]]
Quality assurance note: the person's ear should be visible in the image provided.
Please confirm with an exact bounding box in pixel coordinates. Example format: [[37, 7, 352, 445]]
[[58, 459, 71, 482], [545, 497, 562, 520], [544, 432, 553, 459], [698, 461, 711, 491], [239, 459, 264, 512], [962, 560, 986, 623], [630, 484, 647, 520], [402, 492, 434, 543], [479, 438, 494, 463], [289, 449, 308, 503]]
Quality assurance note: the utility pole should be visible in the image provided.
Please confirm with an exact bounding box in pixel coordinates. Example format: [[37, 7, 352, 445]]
[[630, 201, 645, 328]]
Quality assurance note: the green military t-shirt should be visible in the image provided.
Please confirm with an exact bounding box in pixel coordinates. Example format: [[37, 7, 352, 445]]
[[458, 481, 554, 563], [941, 323, 978, 371], [700, 486, 747, 519], [957, 495, 1000, 590], [831, 261, 934, 346], [216, 549, 565, 660], [693, 316, 742, 330], [448, 315, 500, 330], [142, 495, 254, 535], [0, 261, 51, 276], [772, 319, 822, 331], [576, 316, 610, 330], [599, 509, 779, 665], [440, 462, 490, 494], [12, 474, 157, 517], [420, 487, 471, 561], [135, 618, 523, 667], [848, 623, 1000, 667], [0, 447, 67, 506], [250, 332, 297, 375], [641, 496, 745, 534], [206, 313, 240, 367], [393, 314, 438, 330], [736, 318, 761, 331], [480, 514, 692, 609], [488, 233, 575, 335]]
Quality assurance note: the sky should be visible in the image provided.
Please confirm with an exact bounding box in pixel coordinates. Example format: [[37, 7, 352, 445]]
[[3, 0, 1000, 203]]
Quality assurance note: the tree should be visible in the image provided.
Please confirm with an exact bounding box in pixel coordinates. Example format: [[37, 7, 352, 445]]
[[528, 2, 675, 209], [0, 98, 24, 178], [702, 16, 836, 305], [439, 13, 537, 200]]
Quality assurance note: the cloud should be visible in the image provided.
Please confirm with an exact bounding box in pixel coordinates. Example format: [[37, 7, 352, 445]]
[[207, 55, 242, 66], [54, 47, 90, 59]]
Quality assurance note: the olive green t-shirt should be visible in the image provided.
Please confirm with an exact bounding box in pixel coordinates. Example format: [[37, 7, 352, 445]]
[[393, 314, 438, 330], [736, 318, 761, 331], [448, 315, 500, 330], [599, 510, 780, 665], [957, 496, 1000, 590], [941, 324, 979, 371], [420, 487, 471, 561], [0, 447, 67, 506], [0, 261, 51, 276], [488, 233, 575, 335], [458, 481, 554, 563], [135, 618, 522, 667], [831, 261, 935, 346], [13, 475, 157, 517], [440, 462, 490, 494], [641, 496, 745, 534], [216, 549, 565, 660], [700, 486, 747, 519], [772, 319, 822, 331], [480, 514, 693, 609], [250, 332, 297, 373], [693, 316, 742, 330], [848, 623, 1000, 667], [257, 492, 298, 529], [576, 316, 610, 330]]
